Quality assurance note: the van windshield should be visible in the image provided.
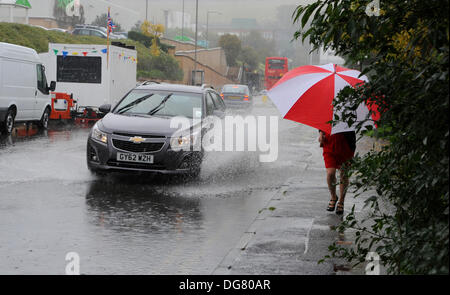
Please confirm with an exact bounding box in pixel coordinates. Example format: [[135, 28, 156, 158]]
[[114, 90, 202, 118]]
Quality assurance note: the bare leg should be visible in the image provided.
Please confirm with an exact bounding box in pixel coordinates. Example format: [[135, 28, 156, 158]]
[[336, 163, 350, 214], [339, 171, 349, 204], [326, 168, 337, 201]]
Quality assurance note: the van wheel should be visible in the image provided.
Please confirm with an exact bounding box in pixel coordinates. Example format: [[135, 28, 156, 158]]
[[38, 107, 51, 129], [1, 109, 15, 134]]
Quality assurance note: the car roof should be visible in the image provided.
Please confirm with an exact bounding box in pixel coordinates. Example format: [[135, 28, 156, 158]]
[[223, 84, 249, 88], [134, 83, 212, 94]]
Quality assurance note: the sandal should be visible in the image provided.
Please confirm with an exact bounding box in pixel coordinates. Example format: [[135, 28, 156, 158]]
[[336, 202, 344, 215], [327, 197, 338, 211]]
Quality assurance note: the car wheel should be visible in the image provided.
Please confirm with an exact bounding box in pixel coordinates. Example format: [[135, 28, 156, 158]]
[[1, 109, 15, 134], [38, 107, 51, 129]]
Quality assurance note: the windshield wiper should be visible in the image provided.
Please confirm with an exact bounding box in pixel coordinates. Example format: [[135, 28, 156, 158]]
[[116, 94, 154, 114], [148, 93, 173, 116]]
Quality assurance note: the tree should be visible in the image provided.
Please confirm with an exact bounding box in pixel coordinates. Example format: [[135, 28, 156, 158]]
[[141, 21, 165, 57], [91, 13, 123, 32], [294, 0, 449, 274], [218, 34, 241, 66], [241, 30, 276, 64], [239, 46, 259, 71]]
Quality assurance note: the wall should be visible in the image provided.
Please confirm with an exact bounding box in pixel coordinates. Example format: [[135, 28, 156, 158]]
[[161, 38, 199, 52], [175, 47, 227, 76], [174, 54, 234, 90]]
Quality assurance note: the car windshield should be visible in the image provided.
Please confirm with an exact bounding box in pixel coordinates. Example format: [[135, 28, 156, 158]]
[[114, 90, 202, 118], [222, 85, 249, 94]]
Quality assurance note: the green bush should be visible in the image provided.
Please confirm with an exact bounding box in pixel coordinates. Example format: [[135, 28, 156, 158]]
[[294, 0, 449, 274], [127, 31, 174, 53], [137, 52, 183, 81]]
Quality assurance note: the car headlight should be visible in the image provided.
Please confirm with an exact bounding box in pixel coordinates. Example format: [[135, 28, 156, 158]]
[[170, 130, 200, 151], [91, 123, 108, 144]]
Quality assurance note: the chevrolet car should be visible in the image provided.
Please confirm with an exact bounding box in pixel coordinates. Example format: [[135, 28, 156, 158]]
[[86, 83, 226, 178]]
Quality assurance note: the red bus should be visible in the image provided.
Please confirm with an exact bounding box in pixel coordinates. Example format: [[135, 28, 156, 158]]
[[265, 57, 288, 90]]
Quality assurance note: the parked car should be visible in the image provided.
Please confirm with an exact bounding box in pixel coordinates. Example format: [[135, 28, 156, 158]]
[[86, 83, 226, 178], [48, 28, 69, 34], [0, 42, 56, 134], [72, 25, 120, 39], [220, 84, 253, 110], [31, 25, 48, 31], [115, 32, 128, 39]]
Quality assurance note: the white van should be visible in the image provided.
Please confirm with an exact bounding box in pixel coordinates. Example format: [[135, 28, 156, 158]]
[[0, 42, 56, 134]]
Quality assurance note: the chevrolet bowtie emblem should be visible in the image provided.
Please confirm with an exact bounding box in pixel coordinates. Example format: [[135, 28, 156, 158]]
[[129, 136, 145, 144]]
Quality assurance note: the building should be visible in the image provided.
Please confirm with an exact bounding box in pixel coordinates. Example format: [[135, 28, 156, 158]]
[[157, 38, 235, 89], [0, 0, 31, 24], [163, 10, 192, 30], [208, 18, 275, 40]]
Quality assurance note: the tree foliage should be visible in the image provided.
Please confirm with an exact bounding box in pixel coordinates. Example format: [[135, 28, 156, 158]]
[[218, 34, 242, 66], [294, 0, 449, 274], [239, 46, 259, 71], [128, 31, 173, 54], [241, 30, 277, 66]]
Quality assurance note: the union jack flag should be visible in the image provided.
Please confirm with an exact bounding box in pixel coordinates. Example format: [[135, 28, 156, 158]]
[[107, 10, 116, 33]]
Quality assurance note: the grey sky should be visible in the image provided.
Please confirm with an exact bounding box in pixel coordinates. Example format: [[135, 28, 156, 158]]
[[79, 0, 312, 31]]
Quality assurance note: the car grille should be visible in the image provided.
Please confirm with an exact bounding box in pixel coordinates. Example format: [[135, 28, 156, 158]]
[[113, 132, 165, 138], [112, 139, 164, 153]]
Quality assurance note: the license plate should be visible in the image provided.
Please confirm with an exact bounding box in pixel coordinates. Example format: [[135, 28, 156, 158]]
[[116, 152, 154, 163], [229, 96, 241, 99]]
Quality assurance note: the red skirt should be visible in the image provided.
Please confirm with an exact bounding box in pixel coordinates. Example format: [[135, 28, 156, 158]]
[[322, 132, 354, 169]]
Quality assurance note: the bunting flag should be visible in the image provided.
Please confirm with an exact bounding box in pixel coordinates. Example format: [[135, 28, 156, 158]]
[[54, 48, 136, 63]]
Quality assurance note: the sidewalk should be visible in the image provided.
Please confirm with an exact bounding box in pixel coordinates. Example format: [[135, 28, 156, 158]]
[[213, 136, 373, 275]]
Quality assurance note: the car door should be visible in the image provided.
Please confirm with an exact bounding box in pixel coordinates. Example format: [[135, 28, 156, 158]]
[[34, 64, 49, 120], [2, 60, 35, 120], [90, 30, 106, 39], [201, 91, 217, 133], [210, 91, 226, 115], [75, 29, 90, 36]]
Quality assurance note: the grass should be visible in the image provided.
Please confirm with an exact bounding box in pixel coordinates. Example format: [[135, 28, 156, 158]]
[[0, 22, 182, 81]]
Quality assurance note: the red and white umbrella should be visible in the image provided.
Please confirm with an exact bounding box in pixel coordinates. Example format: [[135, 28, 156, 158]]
[[267, 63, 377, 135]]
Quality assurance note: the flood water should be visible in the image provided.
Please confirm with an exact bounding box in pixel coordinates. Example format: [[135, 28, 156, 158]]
[[0, 102, 313, 274]]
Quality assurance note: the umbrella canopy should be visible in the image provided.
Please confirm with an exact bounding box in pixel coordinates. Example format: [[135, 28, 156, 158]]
[[267, 63, 377, 135]]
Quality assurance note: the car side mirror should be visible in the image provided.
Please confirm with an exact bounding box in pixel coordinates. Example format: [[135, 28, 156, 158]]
[[48, 81, 56, 92], [99, 104, 111, 113]]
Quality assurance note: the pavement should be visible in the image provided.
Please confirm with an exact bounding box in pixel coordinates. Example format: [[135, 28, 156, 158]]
[[213, 133, 375, 275]]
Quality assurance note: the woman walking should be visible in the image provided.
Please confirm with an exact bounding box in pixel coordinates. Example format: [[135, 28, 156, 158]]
[[318, 130, 356, 215]]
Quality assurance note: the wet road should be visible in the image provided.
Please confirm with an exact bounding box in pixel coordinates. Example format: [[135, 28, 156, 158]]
[[0, 99, 312, 274]]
